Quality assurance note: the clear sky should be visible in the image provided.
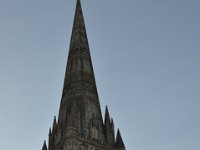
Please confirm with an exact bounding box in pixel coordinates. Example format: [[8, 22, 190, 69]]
[[0, 0, 200, 150]]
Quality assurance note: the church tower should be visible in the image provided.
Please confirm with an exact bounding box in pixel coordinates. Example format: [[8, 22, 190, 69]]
[[41, 0, 125, 150]]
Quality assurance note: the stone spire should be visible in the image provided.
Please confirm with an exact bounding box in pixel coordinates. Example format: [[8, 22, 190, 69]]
[[41, 0, 126, 150], [58, 0, 105, 141], [61, 0, 95, 91]]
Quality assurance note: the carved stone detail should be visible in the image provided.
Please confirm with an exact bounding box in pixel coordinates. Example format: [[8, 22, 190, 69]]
[[63, 81, 98, 99]]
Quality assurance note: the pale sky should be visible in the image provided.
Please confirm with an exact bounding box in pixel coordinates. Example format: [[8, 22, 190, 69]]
[[0, 0, 200, 150]]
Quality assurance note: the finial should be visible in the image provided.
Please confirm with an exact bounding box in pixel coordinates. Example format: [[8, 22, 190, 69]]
[[53, 116, 56, 124], [52, 116, 57, 132], [115, 129, 125, 148], [111, 117, 114, 128], [49, 128, 52, 135], [42, 140, 48, 150], [105, 106, 110, 117], [104, 105, 111, 124]]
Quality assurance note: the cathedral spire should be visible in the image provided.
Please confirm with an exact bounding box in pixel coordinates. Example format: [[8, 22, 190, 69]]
[[42, 1, 126, 150], [60, 0, 97, 99], [58, 0, 105, 140]]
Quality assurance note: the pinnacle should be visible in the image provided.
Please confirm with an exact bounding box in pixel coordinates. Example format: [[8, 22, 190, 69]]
[[111, 117, 114, 128], [105, 106, 111, 124], [52, 116, 57, 132], [115, 129, 125, 148], [42, 141, 47, 150], [49, 128, 52, 135], [53, 116, 56, 126]]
